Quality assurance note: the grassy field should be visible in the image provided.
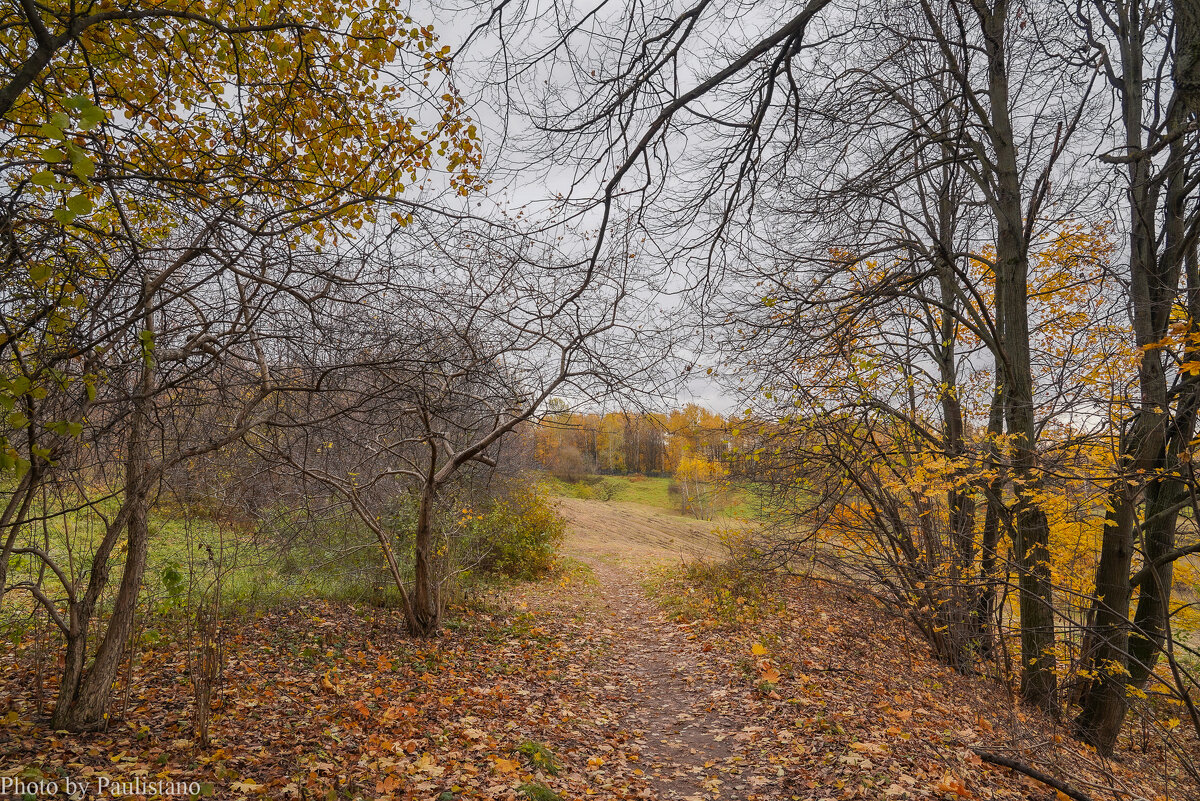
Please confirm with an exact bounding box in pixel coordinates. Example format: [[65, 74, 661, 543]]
[[553, 495, 729, 567], [542, 474, 674, 507], [0, 495, 414, 624], [2, 471, 755, 638], [541, 473, 762, 520]]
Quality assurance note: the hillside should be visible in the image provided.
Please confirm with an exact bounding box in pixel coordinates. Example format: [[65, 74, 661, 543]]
[[554, 497, 1186, 801], [0, 495, 1189, 800]]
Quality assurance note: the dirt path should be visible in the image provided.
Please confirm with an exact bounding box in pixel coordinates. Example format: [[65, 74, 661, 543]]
[[556, 498, 776, 801]]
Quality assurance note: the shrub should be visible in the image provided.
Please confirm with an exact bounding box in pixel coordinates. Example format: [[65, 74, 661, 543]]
[[648, 561, 778, 628], [596, 478, 622, 501], [476, 484, 565, 579], [518, 783, 563, 801], [516, 740, 560, 775], [548, 444, 594, 483]]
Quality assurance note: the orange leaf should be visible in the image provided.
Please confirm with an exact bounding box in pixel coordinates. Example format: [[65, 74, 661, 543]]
[[491, 756, 520, 774]]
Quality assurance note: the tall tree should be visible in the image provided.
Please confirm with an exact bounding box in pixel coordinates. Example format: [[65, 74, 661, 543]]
[[1048, 0, 1200, 755]]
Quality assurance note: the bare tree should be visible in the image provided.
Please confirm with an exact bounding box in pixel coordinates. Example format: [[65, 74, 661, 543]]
[[1064, 0, 1200, 755], [249, 219, 667, 634], [472, 0, 1098, 715], [4, 213, 355, 729]]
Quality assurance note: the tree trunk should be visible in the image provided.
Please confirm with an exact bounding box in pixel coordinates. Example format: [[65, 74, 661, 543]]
[[976, 0, 1058, 712], [0, 466, 40, 606], [1074, 1, 1187, 753], [1074, 486, 1137, 752], [51, 320, 156, 730], [406, 443, 442, 637], [1128, 476, 1179, 685], [1126, 130, 1199, 690], [1175, 0, 1200, 117], [1129, 328, 1200, 687], [49, 496, 136, 728], [407, 487, 441, 635], [61, 445, 152, 729], [975, 384, 1007, 657], [935, 242, 975, 563]]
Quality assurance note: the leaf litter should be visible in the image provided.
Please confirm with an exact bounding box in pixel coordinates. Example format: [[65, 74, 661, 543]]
[[0, 497, 1192, 801]]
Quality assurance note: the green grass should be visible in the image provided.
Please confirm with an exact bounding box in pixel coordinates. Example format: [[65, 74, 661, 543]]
[[4, 479, 577, 634], [719, 485, 770, 520], [127, 510, 392, 611], [606, 475, 675, 508], [542, 474, 675, 509], [516, 740, 561, 775], [518, 782, 564, 801], [543, 472, 765, 520], [2, 471, 754, 648], [1, 488, 412, 621]]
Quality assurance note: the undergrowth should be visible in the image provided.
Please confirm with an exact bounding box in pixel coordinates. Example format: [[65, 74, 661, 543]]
[[645, 560, 783, 629]]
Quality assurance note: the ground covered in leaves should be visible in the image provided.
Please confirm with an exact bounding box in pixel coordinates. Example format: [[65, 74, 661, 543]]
[[0, 497, 1193, 800], [0, 562, 657, 801], [644, 566, 1187, 801]]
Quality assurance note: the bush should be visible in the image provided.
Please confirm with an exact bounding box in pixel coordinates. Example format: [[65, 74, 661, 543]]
[[648, 560, 779, 628], [516, 740, 561, 775], [518, 783, 563, 801], [476, 484, 565, 580], [596, 478, 622, 501], [548, 444, 595, 483]]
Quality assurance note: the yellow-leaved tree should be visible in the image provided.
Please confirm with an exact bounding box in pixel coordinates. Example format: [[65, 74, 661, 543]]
[[727, 223, 1126, 682], [674, 452, 727, 520], [0, 0, 481, 730]]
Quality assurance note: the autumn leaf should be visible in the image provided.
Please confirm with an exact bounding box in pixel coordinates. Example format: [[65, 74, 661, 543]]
[[935, 773, 973, 799], [491, 756, 520, 774], [414, 753, 444, 777], [321, 671, 343, 697]]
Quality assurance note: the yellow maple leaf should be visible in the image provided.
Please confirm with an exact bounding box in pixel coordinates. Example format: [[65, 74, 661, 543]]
[[491, 756, 520, 774]]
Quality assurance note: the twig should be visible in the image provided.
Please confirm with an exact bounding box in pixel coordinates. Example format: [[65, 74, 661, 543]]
[[972, 749, 1093, 801]]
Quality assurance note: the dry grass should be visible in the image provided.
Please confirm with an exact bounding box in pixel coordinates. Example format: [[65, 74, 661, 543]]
[[553, 497, 730, 567]]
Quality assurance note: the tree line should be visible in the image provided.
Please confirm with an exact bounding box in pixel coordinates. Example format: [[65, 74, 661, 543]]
[[532, 402, 730, 478]]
